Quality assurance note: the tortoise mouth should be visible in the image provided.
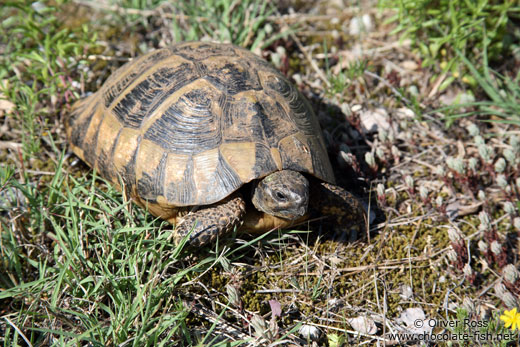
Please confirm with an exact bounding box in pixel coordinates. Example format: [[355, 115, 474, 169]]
[[270, 206, 307, 220]]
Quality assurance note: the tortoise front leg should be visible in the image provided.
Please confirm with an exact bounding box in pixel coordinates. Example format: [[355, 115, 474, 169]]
[[310, 181, 367, 239], [174, 193, 246, 247]]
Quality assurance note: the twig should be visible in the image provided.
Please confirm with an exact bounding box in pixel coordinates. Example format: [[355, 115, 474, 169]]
[[0, 141, 22, 150]]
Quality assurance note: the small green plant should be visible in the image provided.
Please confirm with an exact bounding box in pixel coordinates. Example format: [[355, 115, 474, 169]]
[[379, 0, 520, 84], [323, 40, 368, 98]]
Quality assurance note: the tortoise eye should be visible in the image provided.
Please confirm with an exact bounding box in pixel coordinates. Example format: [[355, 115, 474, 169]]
[[275, 191, 287, 201]]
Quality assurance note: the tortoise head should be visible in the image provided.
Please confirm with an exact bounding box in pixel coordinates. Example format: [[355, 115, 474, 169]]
[[251, 170, 309, 220]]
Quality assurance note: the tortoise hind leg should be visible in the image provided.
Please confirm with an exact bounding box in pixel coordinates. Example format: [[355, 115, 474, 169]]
[[174, 193, 246, 247], [310, 181, 367, 240]]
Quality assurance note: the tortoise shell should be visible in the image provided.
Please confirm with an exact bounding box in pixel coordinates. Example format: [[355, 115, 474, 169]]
[[65, 41, 334, 216]]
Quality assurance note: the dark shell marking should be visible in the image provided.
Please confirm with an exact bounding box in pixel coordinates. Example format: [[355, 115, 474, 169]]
[[66, 42, 334, 211]]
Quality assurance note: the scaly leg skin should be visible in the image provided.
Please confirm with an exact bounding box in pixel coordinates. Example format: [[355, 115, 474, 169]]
[[174, 193, 246, 247], [310, 181, 367, 241]]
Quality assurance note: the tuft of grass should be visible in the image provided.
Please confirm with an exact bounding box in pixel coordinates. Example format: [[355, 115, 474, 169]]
[[0, 0, 97, 157], [435, 34, 520, 126], [169, 0, 275, 49], [379, 0, 520, 86], [104, 0, 280, 50], [0, 152, 247, 344]]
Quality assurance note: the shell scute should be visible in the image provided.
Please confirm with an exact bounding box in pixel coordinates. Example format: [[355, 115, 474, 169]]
[[143, 82, 222, 154]]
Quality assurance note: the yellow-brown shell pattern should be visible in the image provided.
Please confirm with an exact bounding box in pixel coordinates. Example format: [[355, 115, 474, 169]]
[[65, 42, 335, 208]]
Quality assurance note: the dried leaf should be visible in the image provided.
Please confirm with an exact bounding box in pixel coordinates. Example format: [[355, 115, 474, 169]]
[[347, 316, 377, 335], [269, 299, 282, 318]]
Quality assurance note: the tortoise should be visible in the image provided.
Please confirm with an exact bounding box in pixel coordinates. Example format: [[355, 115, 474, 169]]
[[65, 41, 366, 247]]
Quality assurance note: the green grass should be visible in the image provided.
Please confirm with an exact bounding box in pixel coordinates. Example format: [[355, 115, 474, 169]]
[[2, 0, 520, 345], [434, 34, 520, 126], [0, 0, 278, 344], [379, 0, 520, 81], [170, 0, 275, 49], [101, 0, 280, 50], [1, 158, 186, 344], [0, 156, 265, 344], [0, 0, 96, 157]]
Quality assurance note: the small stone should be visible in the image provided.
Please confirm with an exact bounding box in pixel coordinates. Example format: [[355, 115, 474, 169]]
[[395, 107, 416, 119], [401, 60, 419, 70]]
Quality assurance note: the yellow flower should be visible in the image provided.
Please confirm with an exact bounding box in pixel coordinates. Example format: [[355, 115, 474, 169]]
[[500, 308, 520, 331]]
